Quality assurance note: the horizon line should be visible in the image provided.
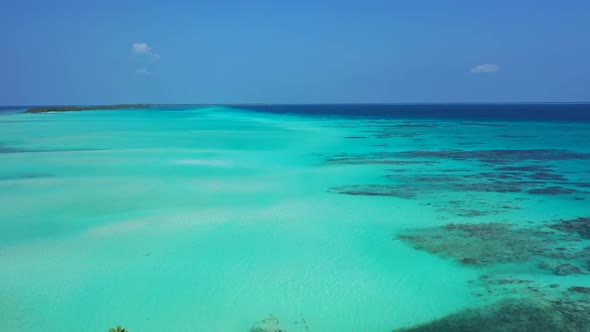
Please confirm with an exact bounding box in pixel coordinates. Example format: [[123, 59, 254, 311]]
[[3, 101, 590, 107]]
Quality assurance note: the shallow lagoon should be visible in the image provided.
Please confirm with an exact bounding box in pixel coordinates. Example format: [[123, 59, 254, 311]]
[[0, 106, 589, 331]]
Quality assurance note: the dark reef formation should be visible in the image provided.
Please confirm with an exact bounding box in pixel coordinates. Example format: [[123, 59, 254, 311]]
[[397, 223, 550, 266], [396, 219, 590, 275], [0, 173, 51, 181], [325, 149, 590, 166], [250, 316, 285, 332], [326, 148, 590, 203], [324, 157, 437, 165], [528, 187, 580, 195], [388, 149, 590, 163], [549, 217, 590, 239], [393, 218, 590, 330], [332, 184, 417, 199], [394, 216, 590, 330], [0, 142, 105, 154], [395, 298, 590, 332], [25, 104, 151, 113], [569, 286, 590, 294]]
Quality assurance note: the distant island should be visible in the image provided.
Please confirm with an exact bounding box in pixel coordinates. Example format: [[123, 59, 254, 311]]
[[25, 104, 152, 113], [23, 104, 272, 113]]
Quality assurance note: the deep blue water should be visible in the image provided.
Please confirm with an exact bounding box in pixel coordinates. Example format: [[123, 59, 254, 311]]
[[235, 103, 590, 122], [3, 104, 590, 122]]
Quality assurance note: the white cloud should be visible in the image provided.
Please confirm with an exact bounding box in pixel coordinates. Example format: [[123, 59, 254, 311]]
[[131, 43, 159, 74], [136, 67, 152, 75], [471, 64, 501, 73], [132, 43, 151, 54]]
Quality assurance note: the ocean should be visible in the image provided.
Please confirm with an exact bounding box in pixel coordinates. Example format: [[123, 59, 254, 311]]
[[0, 104, 589, 331]]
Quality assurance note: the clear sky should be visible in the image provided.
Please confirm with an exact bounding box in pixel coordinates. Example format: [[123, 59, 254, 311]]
[[1, 0, 590, 104]]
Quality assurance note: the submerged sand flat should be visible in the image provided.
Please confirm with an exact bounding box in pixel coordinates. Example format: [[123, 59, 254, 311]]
[[0, 106, 589, 331]]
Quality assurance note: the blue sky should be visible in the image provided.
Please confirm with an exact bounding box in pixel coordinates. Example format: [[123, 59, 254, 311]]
[[1, 0, 589, 104]]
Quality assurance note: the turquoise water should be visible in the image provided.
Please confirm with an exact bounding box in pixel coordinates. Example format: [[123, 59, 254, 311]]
[[1, 106, 589, 331]]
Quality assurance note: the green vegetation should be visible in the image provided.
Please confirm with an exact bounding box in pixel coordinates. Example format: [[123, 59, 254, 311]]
[[108, 326, 127, 332], [25, 104, 151, 113]]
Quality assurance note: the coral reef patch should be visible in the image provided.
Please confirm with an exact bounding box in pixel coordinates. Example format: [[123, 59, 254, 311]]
[[396, 220, 590, 275], [250, 316, 285, 332], [332, 185, 417, 198], [548, 217, 590, 239], [395, 297, 590, 332]]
